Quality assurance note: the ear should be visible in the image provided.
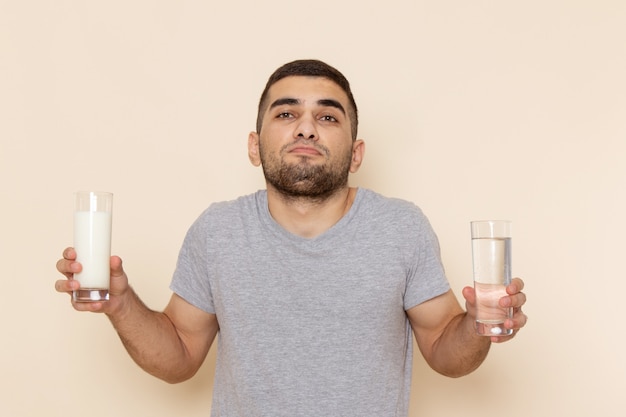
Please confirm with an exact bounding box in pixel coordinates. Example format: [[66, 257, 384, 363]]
[[248, 132, 261, 167], [349, 139, 365, 173]]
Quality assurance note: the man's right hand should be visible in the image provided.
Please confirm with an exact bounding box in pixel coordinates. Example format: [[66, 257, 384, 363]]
[[55, 247, 130, 314]]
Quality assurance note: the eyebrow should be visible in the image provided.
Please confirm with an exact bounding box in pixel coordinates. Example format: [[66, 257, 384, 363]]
[[269, 97, 346, 115]]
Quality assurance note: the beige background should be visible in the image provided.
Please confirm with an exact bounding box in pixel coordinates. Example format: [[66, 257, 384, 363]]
[[1, 1, 625, 416]]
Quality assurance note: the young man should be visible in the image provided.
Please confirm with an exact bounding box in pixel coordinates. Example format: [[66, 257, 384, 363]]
[[55, 59, 527, 416]]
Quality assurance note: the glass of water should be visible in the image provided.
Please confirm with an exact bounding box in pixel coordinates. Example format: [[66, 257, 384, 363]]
[[471, 220, 512, 336]]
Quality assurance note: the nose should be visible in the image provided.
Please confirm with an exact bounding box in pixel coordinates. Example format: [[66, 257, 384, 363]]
[[295, 115, 318, 141]]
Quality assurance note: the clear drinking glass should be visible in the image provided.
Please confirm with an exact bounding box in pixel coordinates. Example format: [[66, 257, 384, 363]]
[[471, 220, 512, 336], [73, 191, 113, 302]]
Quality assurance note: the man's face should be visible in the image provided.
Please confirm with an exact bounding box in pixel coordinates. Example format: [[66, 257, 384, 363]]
[[249, 76, 363, 199]]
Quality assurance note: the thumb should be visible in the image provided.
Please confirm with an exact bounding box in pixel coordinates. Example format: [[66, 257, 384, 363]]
[[462, 285, 477, 306], [108, 255, 129, 296], [110, 255, 124, 277]]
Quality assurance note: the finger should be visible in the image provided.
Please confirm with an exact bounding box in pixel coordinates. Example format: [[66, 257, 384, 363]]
[[56, 257, 82, 278], [508, 308, 528, 330], [511, 291, 527, 308], [490, 320, 523, 343], [62, 247, 77, 261], [54, 278, 79, 294], [110, 255, 124, 277], [461, 285, 476, 304], [490, 303, 528, 342], [491, 333, 515, 343], [57, 247, 79, 274], [500, 291, 526, 309], [70, 300, 106, 312], [507, 277, 525, 294]]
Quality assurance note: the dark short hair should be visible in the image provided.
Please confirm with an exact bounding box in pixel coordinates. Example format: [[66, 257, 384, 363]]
[[256, 59, 359, 140]]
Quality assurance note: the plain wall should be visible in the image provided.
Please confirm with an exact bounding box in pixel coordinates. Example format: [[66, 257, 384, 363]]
[[1, 1, 625, 416]]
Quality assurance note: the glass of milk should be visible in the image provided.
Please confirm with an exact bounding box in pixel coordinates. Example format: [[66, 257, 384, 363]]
[[470, 220, 512, 336], [73, 191, 113, 302]]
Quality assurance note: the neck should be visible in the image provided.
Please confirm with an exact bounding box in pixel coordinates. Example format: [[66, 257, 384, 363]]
[[266, 185, 357, 238]]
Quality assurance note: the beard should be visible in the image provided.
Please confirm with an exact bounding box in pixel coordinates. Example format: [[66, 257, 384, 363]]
[[260, 141, 353, 201]]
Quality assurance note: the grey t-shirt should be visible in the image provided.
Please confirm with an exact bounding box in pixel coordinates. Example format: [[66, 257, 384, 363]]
[[170, 188, 450, 417]]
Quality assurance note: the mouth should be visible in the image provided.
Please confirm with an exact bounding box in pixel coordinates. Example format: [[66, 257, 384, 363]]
[[288, 145, 323, 156]]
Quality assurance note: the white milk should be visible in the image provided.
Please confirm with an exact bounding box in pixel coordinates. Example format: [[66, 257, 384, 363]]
[[73, 211, 112, 289]]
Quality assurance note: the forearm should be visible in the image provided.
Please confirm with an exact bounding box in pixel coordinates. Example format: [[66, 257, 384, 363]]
[[106, 288, 196, 383], [428, 312, 491, 378]]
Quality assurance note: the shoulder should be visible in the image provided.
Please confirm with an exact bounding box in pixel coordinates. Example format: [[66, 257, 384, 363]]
[[185, 191, 265, 237], [353, 188, 440, 248], [195, 191, 263, 221], [357, 188, 428, 224]]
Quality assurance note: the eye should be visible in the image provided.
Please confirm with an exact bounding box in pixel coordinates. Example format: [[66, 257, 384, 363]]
[[320, 114, 338, 122], [276, 112, 293, 119]]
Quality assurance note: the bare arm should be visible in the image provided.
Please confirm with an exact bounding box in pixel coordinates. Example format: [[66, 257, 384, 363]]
[[55, 248, 218, 383], [407, 278, 527, 377], [108, 290, 218, 383]]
